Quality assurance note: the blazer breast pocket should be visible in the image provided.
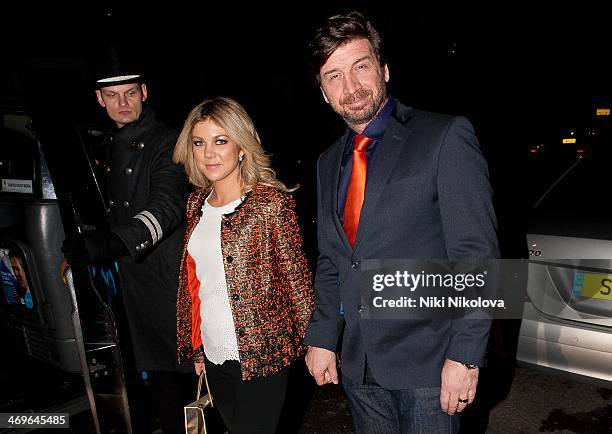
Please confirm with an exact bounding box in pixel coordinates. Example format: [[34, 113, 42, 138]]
[[384, 176, 431, 198]]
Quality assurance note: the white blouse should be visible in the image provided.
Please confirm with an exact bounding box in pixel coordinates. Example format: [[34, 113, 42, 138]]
[[187, 195, 242, 365]]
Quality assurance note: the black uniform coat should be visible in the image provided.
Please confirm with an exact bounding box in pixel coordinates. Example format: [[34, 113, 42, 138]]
[[103, 105, 188, 371]]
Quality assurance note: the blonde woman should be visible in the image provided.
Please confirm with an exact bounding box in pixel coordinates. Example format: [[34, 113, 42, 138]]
[[174, 97, 314, 434]]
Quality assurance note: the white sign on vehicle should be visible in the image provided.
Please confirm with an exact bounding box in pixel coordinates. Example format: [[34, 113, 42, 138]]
[[1, 178, 33, 194]]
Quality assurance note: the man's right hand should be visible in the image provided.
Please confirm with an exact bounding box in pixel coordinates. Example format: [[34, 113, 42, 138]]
[[305, 346, 338, 385], [61, 234, 92, 265], [61, 230, 128, 265]]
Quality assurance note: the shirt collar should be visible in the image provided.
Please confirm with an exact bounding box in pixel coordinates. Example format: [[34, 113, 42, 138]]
[[349, 95, 395, 142], [344, 95, 395, 156]]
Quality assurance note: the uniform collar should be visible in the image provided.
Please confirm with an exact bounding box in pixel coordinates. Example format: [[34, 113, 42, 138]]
[[113, 105, 156, 144]]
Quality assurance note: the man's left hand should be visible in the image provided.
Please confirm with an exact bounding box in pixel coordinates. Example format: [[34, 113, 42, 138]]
[[440, 358, 479, 415]]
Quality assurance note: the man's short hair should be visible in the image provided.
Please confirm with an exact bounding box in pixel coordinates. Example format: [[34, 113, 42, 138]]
[[309, 11, 385, 85]]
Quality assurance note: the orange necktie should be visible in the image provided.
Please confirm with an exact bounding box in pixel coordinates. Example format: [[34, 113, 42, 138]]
[[343, 134, 373, 247]]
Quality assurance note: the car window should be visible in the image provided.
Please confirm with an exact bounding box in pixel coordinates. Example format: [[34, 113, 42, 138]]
[[529, 148, 612, 239]]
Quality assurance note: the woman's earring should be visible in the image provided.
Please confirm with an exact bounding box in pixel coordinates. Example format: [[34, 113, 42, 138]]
[[239, 154, 244, 162]]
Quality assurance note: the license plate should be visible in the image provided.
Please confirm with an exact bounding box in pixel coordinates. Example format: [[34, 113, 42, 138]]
[[572, 271, 612, 301]]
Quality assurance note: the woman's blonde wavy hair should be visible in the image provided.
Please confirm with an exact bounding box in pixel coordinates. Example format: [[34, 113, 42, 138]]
[[173, 97, 295, 193]]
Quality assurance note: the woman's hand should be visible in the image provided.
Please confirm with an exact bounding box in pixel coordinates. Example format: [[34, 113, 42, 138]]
[[195, 362, 205, 376]]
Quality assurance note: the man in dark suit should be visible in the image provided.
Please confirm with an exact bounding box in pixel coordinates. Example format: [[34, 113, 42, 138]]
[[303, 11, 499, 433]]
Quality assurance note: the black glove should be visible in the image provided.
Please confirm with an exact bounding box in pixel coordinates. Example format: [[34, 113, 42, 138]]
[[61, 229, 128, 265]]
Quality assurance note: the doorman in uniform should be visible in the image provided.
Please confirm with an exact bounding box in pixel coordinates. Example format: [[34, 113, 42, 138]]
[[62, 46, 192, 434]]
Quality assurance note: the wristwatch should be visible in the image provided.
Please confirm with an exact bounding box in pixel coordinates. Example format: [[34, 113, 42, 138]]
[[462, 363, 478, 370]]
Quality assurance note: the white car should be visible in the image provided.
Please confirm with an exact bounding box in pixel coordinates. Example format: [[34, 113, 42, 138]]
[[518, 147, 612, 385]]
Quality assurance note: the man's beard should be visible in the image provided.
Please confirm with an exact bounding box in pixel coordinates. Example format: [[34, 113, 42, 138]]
[[339, 78, 387, 126]]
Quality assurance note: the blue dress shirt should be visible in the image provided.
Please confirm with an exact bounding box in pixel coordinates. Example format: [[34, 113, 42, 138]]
[[337, 96, 395, 222]]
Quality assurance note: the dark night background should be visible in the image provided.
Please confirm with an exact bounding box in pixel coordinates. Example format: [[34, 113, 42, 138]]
[[1, 3, 611, 432], [2, 3, 610, 255], [4, 3, 610, 264]]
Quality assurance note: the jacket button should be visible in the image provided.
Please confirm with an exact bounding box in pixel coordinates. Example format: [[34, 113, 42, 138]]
[[351, 261, 360, 269], [125, 168, 133, 175], [223, 220, 231, 228], [226, 256, 233, 263], [238, 329, 245, 337], [105, 165, 111, 173], [123, 201, 130, 208], [232, 294, 239, 301], [138, 141, 145, 149], [358, 305, 364, 313]]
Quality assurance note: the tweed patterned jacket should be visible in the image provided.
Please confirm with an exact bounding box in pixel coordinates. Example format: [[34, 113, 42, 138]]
[[177, 183, 314, 380]]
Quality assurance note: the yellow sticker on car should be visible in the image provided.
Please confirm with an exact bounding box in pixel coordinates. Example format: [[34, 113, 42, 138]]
[[573, 271, 612, 301]]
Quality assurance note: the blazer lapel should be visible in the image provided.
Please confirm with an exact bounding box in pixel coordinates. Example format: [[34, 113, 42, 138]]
[[352, 117, 413, 251], [326, 131, 352, 251]]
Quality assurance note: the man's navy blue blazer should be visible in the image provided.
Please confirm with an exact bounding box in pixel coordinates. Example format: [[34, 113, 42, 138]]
[[304, 99, 500, 390]]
